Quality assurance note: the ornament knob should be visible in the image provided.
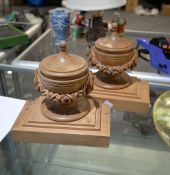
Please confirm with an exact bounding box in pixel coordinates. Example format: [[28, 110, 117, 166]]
[[59, 41, 67, 51], [111, 22, 118, 32]]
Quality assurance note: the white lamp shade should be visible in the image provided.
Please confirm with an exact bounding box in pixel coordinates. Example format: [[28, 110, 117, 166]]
[[66, 0, 126, 11]]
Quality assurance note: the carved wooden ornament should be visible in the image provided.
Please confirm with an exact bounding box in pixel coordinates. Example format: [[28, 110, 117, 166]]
[[12, 41, 110, 147], [89, 23, 150, 113], [34, 41, 94, 122]]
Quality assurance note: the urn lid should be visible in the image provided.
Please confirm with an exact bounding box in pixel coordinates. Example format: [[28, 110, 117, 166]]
[[95, 23, 134, 54], [39, 41, 88, 79]]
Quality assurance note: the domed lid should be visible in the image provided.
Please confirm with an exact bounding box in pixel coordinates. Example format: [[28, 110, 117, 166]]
[[95, 23, 134, 54], [39, 41, 88, 79]]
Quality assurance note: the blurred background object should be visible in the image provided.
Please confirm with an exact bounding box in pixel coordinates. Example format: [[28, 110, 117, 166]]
[[0, 24, 29, 49], [153, 90, 170, 147], [65, 0, 126, 11], [161, 3, 170, 16], [65, 0, 126, 46], [126, 0, 139, 12], [27, 0, 45, 7], [126, 0, 170, 16], [49, 8, 70, 52], [85, 11, 108, 46], [137, 37, 170, 75], [112, 12, 126, 34]]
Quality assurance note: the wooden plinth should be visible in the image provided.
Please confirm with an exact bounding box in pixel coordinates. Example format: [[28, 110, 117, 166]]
[[90, 77, 150, 113], [12, 97, 110, 147]]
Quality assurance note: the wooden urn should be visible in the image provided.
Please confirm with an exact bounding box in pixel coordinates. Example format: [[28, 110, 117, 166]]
[[12, 41, 110, 147], [34, 41, 94, 122], [90, 23, 138, 89]]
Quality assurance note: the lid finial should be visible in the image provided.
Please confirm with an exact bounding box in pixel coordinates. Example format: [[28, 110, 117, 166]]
[[111, 22, 118, 33], [59, 41, 67, 52], [111, 22, 118, 39]]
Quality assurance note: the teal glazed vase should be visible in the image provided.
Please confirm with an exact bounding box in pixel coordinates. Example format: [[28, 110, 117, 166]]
[[49, 8, 70, 52]]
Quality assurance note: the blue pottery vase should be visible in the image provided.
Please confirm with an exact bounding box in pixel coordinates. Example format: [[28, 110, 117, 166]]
[[49, 8, 70, 52]]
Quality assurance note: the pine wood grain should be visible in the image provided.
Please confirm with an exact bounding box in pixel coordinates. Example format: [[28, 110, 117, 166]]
[[12, 97, 110, 147], [90, 77, 150, 113]]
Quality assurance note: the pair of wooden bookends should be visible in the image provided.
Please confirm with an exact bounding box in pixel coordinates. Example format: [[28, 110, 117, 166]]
[[12, 26, 150, 147]]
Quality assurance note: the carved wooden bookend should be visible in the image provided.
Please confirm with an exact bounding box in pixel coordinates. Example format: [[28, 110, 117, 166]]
[[12, 41, 110, 147], [90, 23, 150, 113], [34, 41, 94, 122]]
